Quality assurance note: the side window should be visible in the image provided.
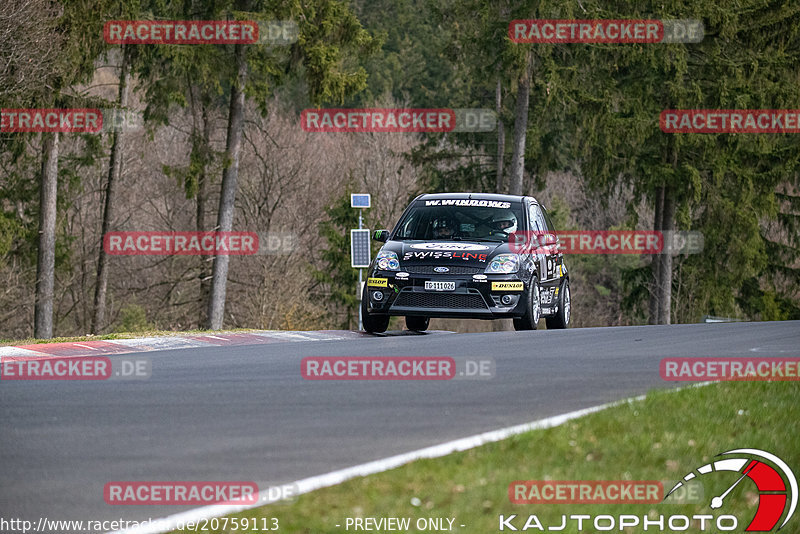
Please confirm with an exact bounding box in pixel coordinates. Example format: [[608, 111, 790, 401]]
[[399, 212, 419, 238], [532, 205, 546, 232], [541, 206, 556, 232], [528, 205, 543, 232], [531, 204, 556, 248]]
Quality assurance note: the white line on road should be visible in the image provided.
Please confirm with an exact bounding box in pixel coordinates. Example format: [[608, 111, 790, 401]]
[[108, 391, 665, 534]]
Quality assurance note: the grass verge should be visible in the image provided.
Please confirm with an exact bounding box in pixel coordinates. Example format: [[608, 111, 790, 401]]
[[174, 381, 799, 533]]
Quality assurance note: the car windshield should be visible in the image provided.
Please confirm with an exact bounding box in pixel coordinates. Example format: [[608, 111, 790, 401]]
[[393, 201, 524, 242]]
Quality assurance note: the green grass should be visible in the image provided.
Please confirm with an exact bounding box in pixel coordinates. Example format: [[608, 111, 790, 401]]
[[0, 328, 262, 347], [175, 382, 800, 533]]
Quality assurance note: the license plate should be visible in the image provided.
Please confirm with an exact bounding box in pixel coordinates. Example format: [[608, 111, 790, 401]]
[[425, 281, 456, 291]]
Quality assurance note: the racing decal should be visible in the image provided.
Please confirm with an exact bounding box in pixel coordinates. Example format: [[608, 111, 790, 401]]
[[367, 277, 388, 287], [403, 251, 487, 262], [424, 199, 512, 208], [491, 281, 524, 291], [540, 287, 555, 305], [409, 243, 490, 251]]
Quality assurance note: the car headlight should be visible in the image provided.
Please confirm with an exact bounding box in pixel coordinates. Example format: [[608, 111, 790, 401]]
[[376, 250, 400, 271], [485, 254, 520, 274]]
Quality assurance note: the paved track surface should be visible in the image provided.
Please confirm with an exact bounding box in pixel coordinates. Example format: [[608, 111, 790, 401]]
[[2, 321, 798, 529]]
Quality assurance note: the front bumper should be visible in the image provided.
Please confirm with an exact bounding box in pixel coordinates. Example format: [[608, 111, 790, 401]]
[[364, 267, 528, 319]]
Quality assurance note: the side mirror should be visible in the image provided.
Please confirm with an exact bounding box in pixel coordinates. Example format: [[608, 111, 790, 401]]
[[373, 229, 389, 242]]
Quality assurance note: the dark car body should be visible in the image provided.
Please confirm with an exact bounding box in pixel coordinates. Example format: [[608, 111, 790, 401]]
[[362, 193, 570, 331]]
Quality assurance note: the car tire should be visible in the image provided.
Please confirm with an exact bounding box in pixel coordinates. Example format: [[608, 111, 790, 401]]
[[545, 279, 571, 330], [362, 286, 389, 333], [513, 275, 541, 331], [405, 316, 429, 332]]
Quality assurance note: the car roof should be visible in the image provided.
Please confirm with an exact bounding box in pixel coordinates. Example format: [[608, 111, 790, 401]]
[[414, 192, 540, 205]]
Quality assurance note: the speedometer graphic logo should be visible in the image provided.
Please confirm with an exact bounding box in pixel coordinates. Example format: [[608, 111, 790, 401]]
[[666, 449, 797, 531]]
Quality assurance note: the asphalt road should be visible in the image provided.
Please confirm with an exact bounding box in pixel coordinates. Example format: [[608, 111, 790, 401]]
[[1, 321, 799, 530]]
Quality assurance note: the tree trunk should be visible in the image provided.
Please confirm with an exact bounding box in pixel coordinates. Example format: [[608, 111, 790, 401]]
[[495, 76, 505, 194], [648, 185, 664, 324], [34, 132, 59, 338], [92, 45, 131, 334], [207, 40, 248, 330], [508, 51, 531, 196], [657, 187, 676, 324], [197, 100, 212, 326], [493, 74, 508, 331]]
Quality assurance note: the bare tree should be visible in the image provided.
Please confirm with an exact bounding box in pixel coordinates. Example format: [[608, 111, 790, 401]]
[[0, 0, 62, 101], [34, 132, 59, 338], [92, 46, 132, 334], [207, 40, 248, 330]]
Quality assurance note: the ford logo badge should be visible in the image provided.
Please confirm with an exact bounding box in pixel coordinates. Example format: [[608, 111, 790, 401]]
[[433, 266, 450, 273]]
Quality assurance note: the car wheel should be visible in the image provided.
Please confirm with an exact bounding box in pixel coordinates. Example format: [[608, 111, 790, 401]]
[[513, 275, 541, 331], [361, 286, 389, 333], [545, 279, 571, 329], [405, 316, 429, 332]]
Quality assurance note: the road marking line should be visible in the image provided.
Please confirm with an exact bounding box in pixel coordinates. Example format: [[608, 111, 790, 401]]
[[108, 386, 713, 534]]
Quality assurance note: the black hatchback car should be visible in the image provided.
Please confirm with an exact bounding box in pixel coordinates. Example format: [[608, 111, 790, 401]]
[[362, 193, 570, 333]]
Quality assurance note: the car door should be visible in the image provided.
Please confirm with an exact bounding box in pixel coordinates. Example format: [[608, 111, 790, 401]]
[[541, 205, 566, 281], [528, 203, 550, 283]]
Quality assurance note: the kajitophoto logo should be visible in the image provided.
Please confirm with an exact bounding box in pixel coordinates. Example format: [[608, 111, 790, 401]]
[[667, 449, 797, 532], [498, 448, 796, 531]]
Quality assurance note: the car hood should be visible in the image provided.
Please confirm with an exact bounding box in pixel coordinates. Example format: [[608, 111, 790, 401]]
[[383, 240, 510, 268]]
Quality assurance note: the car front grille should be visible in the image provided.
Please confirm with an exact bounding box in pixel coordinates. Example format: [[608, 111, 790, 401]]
[[392, 290, 488, 310], [402, 265, 482, 275]]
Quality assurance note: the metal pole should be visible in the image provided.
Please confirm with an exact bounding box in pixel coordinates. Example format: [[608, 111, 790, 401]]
[[358, 210, 363, 331]]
